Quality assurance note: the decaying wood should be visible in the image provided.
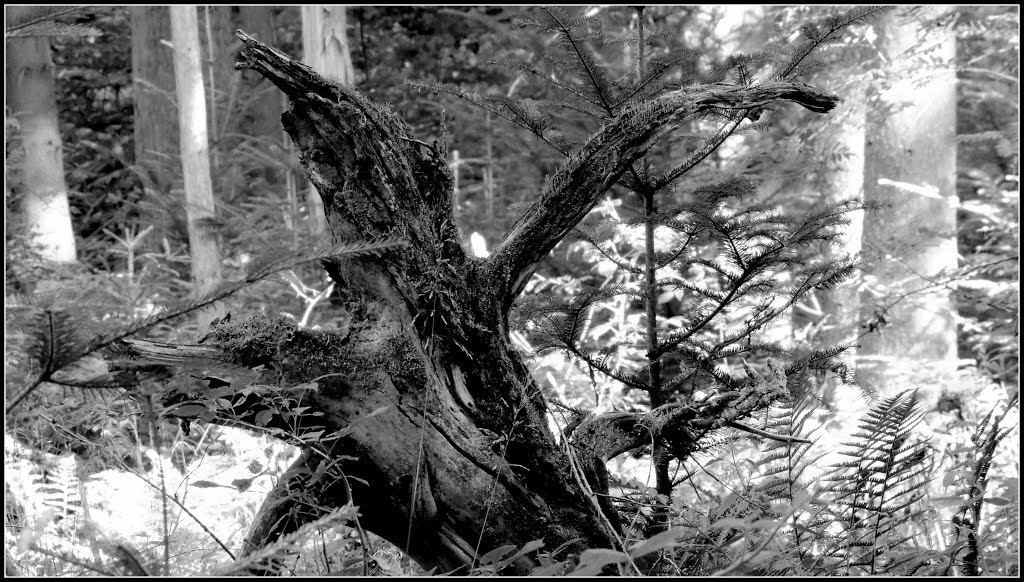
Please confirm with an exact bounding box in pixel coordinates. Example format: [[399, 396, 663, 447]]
[[110, 30, 840, 574]]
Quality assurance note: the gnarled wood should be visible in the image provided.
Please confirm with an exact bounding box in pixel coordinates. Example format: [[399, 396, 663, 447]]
[[110, 30, 841, 575]]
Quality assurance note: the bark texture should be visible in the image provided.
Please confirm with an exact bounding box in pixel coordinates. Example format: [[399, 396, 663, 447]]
[[130, 7, 178, 174], [6, 5, 78, 263], [300, 6, 355, 236], [118, 32, 839, 574], [170, 6, 225, 328]]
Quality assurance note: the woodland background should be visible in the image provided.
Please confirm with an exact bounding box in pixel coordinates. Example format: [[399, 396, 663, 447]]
[[4, 5, 1019, 577]]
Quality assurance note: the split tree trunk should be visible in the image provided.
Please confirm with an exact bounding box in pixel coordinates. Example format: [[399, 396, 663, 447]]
[[120, 31, 840, 574]]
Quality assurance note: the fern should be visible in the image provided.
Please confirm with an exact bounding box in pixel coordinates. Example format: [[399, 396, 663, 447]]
[[728, 389, 938, 575], [747, 390, 831, 572], [30, 452, 83, 536], [947, 392, 1019, 575], [4, 432, 93, 567], [811, 389, 933, 575], [754, 393, 825, 501]]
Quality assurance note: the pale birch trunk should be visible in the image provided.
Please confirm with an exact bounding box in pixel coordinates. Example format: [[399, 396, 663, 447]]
[[170, 5, 224, 328], [6, 5, 77, 263]]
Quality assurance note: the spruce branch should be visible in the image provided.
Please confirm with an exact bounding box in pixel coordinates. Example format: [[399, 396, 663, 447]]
[[484, 81, 839, 308], [408, 80, 579, 155], [5, 6, 100, 39], [6, 238, 407, 414], [725, 420, 812, 444], [767, 6, 891, 83], [531, 7, 619, 116], [653, 8, 887, 192], [488, 57, 606, 120]]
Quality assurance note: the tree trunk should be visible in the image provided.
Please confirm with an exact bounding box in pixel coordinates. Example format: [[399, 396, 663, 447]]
[[820, 86, 867, 421], [130, 6, 178, 178], [197, 6, 234, 180], [858, 6, 958, 402], [6, 5, 77, 263], [301, 6, 355, 237], [170, 6, 224, 328], [117, 32, 839, 575]]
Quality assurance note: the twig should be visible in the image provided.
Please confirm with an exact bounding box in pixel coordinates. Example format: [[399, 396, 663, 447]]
[[131, 470, 237, 560], [726, 420, 812, 444], [398, 136, 437, 154], [298, 282, 335, 328], [154, 413, 172, 575], [554, 406, 642, 575], [958, 67, 1018, 84], [854, 255, 1018, 343], [26, 544, 116, 576], [304, 446, 371, 576]]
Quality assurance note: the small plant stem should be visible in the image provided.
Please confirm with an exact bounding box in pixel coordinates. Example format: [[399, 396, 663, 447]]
[[554, 409, 641, 575], [726, 420, 813, 444], [132, 471, 237, 560], [298, 282, 334, 328], [634, 5, 672, 536], [26, 545, 116, 576], [150, 395, 172, 575]]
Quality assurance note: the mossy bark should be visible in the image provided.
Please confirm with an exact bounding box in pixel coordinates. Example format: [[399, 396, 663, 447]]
[[120, 31, 838, 574], [200, 311, 607, 574], [217, 31, 619, 574]]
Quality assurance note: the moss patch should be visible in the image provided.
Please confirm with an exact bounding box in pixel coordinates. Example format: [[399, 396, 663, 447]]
[[208, 313, 353, 384], [206, 313, 296, 368]]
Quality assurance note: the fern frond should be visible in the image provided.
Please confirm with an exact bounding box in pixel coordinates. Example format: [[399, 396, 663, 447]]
[[752, 391, 828, 507], [812, 389, 933, 575]]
